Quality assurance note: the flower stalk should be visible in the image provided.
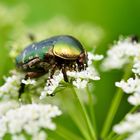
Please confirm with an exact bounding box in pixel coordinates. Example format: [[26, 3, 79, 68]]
[[71, 87, 97, 140], [86, 86, 97, 135], [101, 63, 133, 139]]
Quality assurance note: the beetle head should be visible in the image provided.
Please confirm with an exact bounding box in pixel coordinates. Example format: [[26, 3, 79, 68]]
[[77, 51, 88, 70]]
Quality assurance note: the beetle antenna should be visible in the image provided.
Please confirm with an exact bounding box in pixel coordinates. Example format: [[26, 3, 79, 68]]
[[28, 33, 36, 42], [62, 64, 68, 82]]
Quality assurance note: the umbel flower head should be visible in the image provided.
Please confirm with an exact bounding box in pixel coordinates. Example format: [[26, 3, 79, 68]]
[[113, 112, 140, 140], [101, 36, 140, 140], [101, 36, 140, 106], [101, 36, 140, 71], [115, 76, 140, 105], [0, 70, 24, 99], [0, 103, 62, 140]]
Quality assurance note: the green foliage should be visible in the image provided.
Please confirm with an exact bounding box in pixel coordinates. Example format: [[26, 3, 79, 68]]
[[0, 0, 140, 140]]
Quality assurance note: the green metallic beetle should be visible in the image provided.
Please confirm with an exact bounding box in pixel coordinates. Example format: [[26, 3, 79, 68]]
[[16, 35, 88, 98]]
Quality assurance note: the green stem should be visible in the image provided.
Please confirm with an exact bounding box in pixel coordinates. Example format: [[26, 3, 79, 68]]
[[60, 85, 91, 140], [105, 105, 140, 140], [72, 87, 97, 140], [86, 86, 97, 135], [56, 125, 84, 140], [68, 111, 91, 140], [115, 133, 128, 140], [105, 131, 115, 140], [101, 63, 132, 139], [129, 105, 140, 113]]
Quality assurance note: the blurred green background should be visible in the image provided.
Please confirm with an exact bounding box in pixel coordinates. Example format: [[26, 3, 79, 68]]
[[0, 0, 140, 136]]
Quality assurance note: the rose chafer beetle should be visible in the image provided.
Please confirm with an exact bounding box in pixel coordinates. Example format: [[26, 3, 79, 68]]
[[16, 35, 88, 98]]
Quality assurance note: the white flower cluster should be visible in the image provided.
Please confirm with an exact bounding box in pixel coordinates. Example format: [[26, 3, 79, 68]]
[[0, 100, 19, 117], [0, 103, 62, 140], [0, 71, 24, 98], [87, 52, 103, 65], [40, 73, 63, 99], [115, 77, 140, 94], [21, 78, 36, 85], [116, 77, 140, 105], [102, 37, 140, 70], [112, 37, 140, 139], [132, 57, 140, 75], [102, 36, 140, 105], [72, 78, 88, 89], [0, 70, 37, 100], [40, 52, 102, 99], [113, 112, 140, 140], [68, 66, 100, 80]]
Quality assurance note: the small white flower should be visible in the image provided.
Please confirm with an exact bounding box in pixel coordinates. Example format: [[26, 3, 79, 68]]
[[23, 121, 40, 135], [21, 78, 36, 85], [88, 52, 103, 61], [115, 77, 140, 105], [128, 93, 140, 106], [132, 58, 140, 75], [0, 104, 62, 139], [114, 112, 140, 140], [87, 52, 103, 65], [12, 134, 26, 140], [67, 66, 100, 81], [0, 71, 24, 98], [40, 72, 63, 99], [73, 78, 88, 89], [113, 121, 132, 134], [0, 100, 19, 117], [126, 131, 140, 140], [32, 131, 47, 140], [102, 37, 140, 70], [0, 118, 7, 138], [115, 78, 138, 94]]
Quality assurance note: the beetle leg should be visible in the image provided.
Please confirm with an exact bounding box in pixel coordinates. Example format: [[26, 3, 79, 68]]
[[26, 71, 46, 78], [46, 64, 57, 96], [22, 57, 41, 71], [18, 83, 26, 99], [62, 64, 68, 82], [18, 75, 28, 99], [39, 62, 50, 73], [28, 57, 41, 68], [18, 71, 45, 99], [49, 64, 57, 79]]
